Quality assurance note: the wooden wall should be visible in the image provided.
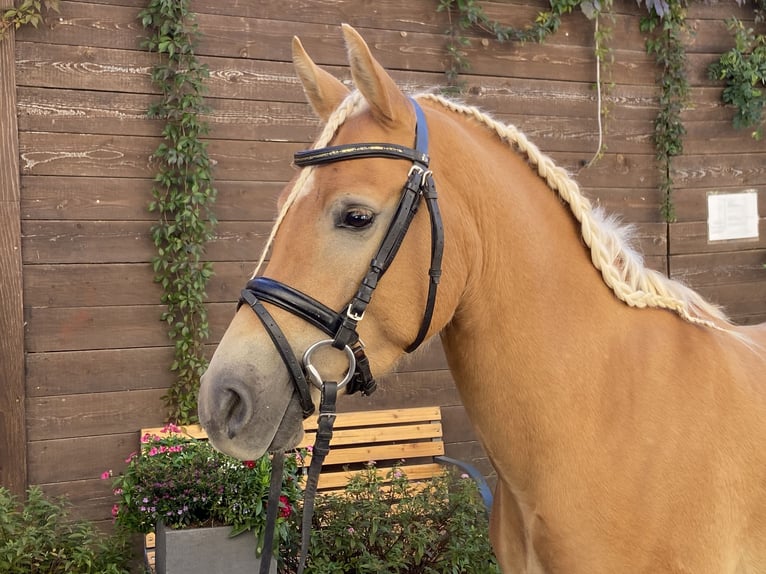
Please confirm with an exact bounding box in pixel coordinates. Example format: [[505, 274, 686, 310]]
[[2, 0, 763, 526]]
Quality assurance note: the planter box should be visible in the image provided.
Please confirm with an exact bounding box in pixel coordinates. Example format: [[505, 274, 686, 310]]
[[155, 522, 276, 574]]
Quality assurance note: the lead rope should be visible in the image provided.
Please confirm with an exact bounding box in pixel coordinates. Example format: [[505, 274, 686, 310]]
[[259, 453, 284, 574], [258, 382, 338, 574], [298, 382, 337, 574]]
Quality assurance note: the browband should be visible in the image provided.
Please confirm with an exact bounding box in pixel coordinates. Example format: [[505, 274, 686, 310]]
[[294, 143, 428, 168]]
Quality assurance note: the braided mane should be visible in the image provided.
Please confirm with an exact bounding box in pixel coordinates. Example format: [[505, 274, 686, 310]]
[[256, 90, 731, 330]]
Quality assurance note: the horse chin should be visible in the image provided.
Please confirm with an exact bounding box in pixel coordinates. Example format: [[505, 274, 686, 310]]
[[267, 395, 306, 453]]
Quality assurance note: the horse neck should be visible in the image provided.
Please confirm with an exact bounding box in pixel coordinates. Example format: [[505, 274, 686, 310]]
[[429, 104, 633, 478]]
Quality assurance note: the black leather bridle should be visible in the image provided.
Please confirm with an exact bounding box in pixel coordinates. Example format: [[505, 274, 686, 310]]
[[240, 98, 444, 573], [238, 98, 443, 416]]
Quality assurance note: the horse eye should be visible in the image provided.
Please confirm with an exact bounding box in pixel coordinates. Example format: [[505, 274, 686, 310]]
[[340, 208, 375, 229]]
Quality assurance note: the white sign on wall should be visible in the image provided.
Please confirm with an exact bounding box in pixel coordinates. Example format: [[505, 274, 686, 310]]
[[707, 190, 759, 242]]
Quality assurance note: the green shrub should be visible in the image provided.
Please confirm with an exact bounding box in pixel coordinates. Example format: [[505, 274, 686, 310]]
[[0, 486, 131, 574], [283, 464, 500, 573]]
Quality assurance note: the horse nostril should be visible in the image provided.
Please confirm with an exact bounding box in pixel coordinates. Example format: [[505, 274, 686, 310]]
[[221, 386, 251, 439]]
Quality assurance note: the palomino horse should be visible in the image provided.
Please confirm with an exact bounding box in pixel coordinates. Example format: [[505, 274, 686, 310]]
[[199, 25, 766, 573]]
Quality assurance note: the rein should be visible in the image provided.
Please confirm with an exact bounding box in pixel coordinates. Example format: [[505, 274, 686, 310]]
[[238, 98, 443, 573]]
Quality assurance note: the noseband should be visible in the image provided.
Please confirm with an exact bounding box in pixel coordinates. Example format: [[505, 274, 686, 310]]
[[238, 98, 444, 417], [239, 98, 443, 573]]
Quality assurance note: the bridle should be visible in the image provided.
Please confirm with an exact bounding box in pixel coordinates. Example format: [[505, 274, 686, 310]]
[[239, 98, 443, 573]]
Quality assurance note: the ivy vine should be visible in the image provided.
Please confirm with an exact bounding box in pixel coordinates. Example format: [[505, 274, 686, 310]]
[[139, 0, 217, 424], [640, 1, 689, 223], [0, 0, 59, 40], [439, 0, 615, 161], [437, 0, 690, 223], [709, 15, 766, 140]]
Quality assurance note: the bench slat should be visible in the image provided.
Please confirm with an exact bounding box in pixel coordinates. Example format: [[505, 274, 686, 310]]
[[315, 462, 446, 490], [298, 422, 442, 448], [308, 440, 445, 466], [302, 406, 441, 430]]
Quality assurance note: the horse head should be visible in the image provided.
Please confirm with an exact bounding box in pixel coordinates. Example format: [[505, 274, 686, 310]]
[[198, 25, 465, 460]]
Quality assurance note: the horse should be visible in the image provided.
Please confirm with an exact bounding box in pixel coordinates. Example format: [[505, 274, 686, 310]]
[[199, 24, 766, 573]]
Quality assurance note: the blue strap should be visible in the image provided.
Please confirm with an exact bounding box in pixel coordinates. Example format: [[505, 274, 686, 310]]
[[410, 97, 429, 166]]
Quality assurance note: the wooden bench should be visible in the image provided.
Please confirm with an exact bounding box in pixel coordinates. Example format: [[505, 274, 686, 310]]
[[142, 406, 492, 572]]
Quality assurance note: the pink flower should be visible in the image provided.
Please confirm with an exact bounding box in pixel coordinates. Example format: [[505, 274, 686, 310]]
[[100, 470, 112, 480], [162, 422, 182, 434], [111, 504, 119, 518], [148, 447, 159, 456], [125, 451, 137, 463]]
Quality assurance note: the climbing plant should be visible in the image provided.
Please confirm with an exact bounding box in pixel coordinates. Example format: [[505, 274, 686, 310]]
[[436, 0, 694, 223], [640, 1, 690, 223], [0, 0, 59, 40], [139, 0, 217, 424], [437, 0, 615, 144], [709, 14, 766, 140]]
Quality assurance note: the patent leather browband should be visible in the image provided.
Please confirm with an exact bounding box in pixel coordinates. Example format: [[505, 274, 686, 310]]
[[294, 142, 429, 167]]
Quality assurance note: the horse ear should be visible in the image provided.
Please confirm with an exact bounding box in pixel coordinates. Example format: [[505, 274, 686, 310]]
[[292, 36, 350, 122], [341, 23, 410, 127]]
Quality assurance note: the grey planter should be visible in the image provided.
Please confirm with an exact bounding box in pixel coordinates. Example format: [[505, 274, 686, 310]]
[[155, 522, 277, 574]]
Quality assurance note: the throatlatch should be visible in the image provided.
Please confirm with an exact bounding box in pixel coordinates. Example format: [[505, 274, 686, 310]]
[[241, 98, 444, 573]]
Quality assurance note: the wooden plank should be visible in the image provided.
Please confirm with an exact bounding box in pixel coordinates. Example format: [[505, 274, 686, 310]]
[[550, 151, 660, 190], [441, 405, 479, 445], [39, 477, 120, 522], [21, 176, 284, 222], [669, 220, 766, 255], [465, 79, 659, 122], [27, 388, 167, 441], [26, 347, 177, 397], [17, 87, 320, 143], [340, 370, 462, 412], [23, 263, 161, 307], [670, 250, 766, 287], [24, 302, 227, 352], [694, 281, 766, 323], [673, 149, 766, 196], [302, 423, 443, 448], [303, 406, 442, 430], [28, 432, 138, 484], [305, 441, 445, 467], [17, 132, 302, 181], [315, 463, 446, 490], [21, 220, 272, 264], [22, 262, 253, 307], [0, 2, 27, 496], [24, 304, 169, 352], [498, 115, 654, 155], [683, 120, 766, 155], [585, 186, 664, 224]]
